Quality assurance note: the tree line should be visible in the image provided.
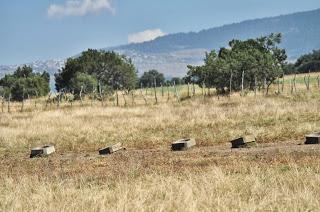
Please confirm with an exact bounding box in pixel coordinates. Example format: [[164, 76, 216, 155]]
[[284, 49, 320, 74], [1, 33, 319, 102]]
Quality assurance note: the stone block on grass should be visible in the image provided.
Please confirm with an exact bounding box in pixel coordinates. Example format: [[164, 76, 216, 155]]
[[99, 142, 123, 155], [230, 136, 256, 148], [305, 132, 320, 145], [172, 138, 196, 151], [30, 145, 55, 158]]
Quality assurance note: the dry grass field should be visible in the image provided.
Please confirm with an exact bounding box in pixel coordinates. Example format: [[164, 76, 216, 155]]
[[1, 79, 320, 211]]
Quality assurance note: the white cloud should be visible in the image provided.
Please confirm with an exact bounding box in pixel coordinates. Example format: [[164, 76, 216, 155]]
[[48, 0, 115, 18], [128, 29, 166, 44]]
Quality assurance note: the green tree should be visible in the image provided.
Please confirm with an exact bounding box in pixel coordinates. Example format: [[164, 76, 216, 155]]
[[186, 33, 287, 94], [55, 49, 138, 93], [139, 70, 165, 87], [0, 66, 50, 101]]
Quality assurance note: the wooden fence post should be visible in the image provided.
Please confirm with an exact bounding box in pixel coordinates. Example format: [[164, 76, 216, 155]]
[[154, 77, 158, 104], [173, 81, 180, 102], [167, 83, 170, 102], [122, 91, 127, 107], [281, 75, 285, 93], [116, 89, 119, 107], [317, 75, 320, 89], [254, 76, 257, 97], [229, 71, 233, 95], [7, 94, 11, 113], [192, 83, 195, 96], [131, 90, 135, 106], [20, 87, 25, 112], [161, 83, 164, 97], [277, 77, 280, 94], [293, 74, 297, 93], [241, 70, 245, 96]]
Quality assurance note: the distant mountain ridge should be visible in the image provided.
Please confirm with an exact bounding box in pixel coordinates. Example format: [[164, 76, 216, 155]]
[[1, 8, 320, 88]]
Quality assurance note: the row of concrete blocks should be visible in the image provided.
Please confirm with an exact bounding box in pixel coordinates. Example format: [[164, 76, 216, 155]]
[[30, 133, 320, 158]]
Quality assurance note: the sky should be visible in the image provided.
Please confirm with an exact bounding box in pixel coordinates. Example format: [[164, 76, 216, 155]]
[[0, 0, 320, 65]]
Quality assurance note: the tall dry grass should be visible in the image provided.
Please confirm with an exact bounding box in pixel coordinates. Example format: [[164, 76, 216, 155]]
[[1, 83, 320, 211]]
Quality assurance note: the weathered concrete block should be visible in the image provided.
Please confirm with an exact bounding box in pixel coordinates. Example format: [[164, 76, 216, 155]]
[[305, 133, 320, 144], [30, 145, 55, 158], [230, 136, 256, 148], [99, 142, 123, 155], [172, 138, 196, 151]]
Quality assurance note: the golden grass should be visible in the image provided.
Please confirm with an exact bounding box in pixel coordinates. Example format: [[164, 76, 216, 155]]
[[1, 83, 320, 211]]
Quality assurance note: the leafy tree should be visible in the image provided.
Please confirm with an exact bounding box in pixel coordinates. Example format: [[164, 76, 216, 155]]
[[293, 49, 320, 73], [139, 70, 165, 87], [69, 73, 98, 94], [0, 65, 50, 101], [55, 49, 138, 93], [186, 33, 287, 94]]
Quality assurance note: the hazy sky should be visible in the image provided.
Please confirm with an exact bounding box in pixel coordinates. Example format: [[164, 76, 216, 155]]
[[1, 0, 320, 65]]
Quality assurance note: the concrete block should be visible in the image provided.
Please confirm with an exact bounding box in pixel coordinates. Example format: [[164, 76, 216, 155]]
[[305, 132, 320, 144], [172, 138, 196, 151], [30, 145, 55, 158], [230, 136, 256, 148], [99, 142, 123, 155]]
